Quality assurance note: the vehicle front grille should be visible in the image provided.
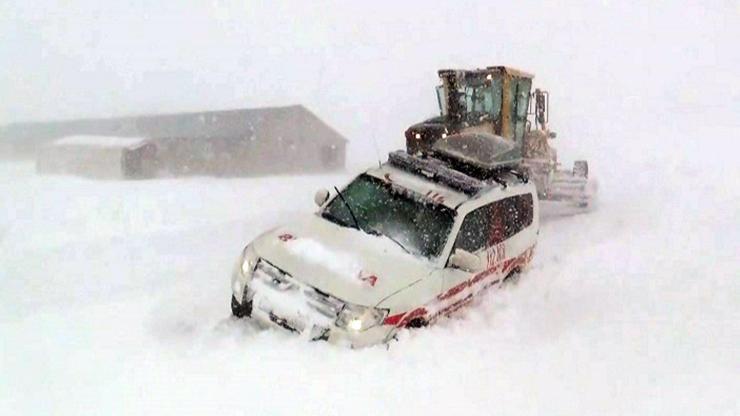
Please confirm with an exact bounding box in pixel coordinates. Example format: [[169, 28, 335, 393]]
[[253, 259, 345, 321]]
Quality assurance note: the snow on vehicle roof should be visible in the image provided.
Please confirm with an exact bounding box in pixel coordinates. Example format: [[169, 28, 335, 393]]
[[52, 135, 150, 149], [366, 163, 470, 209], [433, 133, 522, 170]]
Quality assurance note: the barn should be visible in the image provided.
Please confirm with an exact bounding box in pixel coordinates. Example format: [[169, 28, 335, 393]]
[[144, 105, 346, 176], [37, 136, 157, 179], [0, 105, 347, 178]]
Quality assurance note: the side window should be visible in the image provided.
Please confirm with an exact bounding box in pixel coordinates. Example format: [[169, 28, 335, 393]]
[[510, 78, 531, 142], [436, 85, 447, 116], [453, 205, 492, 253], [515, 79, 531, 119], [453, 194, 533, 254], [502, 194, 534, 239]]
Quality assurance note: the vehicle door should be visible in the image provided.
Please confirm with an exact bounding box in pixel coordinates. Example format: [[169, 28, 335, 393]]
[[435, 203, 499, 300], [431, 193, 535, 308]]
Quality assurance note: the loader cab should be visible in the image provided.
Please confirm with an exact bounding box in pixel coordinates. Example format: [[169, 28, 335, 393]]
[[435, 70, 503, 124], [407, 66, 534, 155]]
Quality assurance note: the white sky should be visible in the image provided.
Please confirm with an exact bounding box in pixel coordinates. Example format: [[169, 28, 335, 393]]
[[1, 0, 737, 164]]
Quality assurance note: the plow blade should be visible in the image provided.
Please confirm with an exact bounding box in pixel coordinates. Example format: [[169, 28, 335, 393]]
[[524, 158, 598, 209], [544, 172, 594, 206]]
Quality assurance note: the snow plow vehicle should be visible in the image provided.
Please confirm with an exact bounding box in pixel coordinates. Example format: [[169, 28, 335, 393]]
[[406, 65, 597, 209], [231, 134, 539, 347]]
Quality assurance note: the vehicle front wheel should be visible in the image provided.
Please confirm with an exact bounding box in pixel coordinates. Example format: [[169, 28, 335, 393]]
[[573, 160, 588, 178], [231, 295, 252, 318], [504, 267, 522, 284], [406, 317, 428, 329]]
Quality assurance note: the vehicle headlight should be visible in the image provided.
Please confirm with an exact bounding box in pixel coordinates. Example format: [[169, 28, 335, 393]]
[[240, 244, 259, 278], [335, 304, 388, 332]]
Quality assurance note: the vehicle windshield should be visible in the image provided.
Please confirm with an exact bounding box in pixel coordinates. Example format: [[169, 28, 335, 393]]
[[438, 79, 503, 121], [321, 174, 455, 258], [461, 83, 502, 118]]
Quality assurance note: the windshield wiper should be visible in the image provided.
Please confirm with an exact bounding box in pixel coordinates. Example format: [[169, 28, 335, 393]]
[[333, 186, 361, 231], [383, 233, 412, 255], [321, 210, 352, 229], [365, 226, 412, 255]]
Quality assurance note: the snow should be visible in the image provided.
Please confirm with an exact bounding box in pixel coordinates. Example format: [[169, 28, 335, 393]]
[[1, 105, 738, 415], [250, 273, 334, 330], [1, 1, 738, 414], [52, 135, 149, 149], [284, 237, 364, 285]]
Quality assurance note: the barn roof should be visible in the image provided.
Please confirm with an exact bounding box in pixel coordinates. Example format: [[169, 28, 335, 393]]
[[0, 105, 347, 148], [132, 105, 347, 144]]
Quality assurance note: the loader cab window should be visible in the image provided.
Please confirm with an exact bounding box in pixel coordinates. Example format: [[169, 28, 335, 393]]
[[458, 81, 503, 122], [510, 78, 532, 142], [439, 78, 503, 122], [436, 85, 448, 116], [515, 79, 532, 119], [464, 86, 493, 114]]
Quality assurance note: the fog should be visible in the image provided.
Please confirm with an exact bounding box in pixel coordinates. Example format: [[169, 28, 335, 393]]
[[2, 1, 737, 167], [2, 2, 739, 414]]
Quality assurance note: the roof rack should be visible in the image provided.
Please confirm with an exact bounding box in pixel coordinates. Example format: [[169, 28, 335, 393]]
[[387, 150, 527, 195]]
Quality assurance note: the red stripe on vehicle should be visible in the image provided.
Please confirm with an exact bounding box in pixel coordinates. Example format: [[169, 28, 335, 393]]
[[437, 264, 501, 301], [384, 246, 535, 327], [384, 307, 427, 326]]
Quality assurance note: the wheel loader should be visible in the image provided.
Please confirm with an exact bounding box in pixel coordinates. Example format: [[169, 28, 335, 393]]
[[405, 66, 596, 208]]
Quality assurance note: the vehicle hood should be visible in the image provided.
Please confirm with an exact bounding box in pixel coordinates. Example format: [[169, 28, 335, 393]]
[[251, 215, 435, 307]]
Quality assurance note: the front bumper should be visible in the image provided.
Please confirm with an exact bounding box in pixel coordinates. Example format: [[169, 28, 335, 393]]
[[248, 296, 397, 348], [232, 258, 397, 348]]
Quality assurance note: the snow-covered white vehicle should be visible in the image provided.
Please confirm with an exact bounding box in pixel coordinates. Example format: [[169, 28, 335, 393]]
[[231, 133, 539, 347]]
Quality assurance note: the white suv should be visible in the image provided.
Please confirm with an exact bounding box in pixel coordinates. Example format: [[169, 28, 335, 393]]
[[231, 148, 539, 348]]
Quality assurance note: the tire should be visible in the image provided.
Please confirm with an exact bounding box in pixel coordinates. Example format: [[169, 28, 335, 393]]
[[504, 267, 521, 284], [231, 295, 252, 318], [406, 317, 428, 329], [573, 160, 588, 178]]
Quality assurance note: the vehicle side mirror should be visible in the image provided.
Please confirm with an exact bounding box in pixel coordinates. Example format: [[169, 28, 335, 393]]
[[314, 188, 330, 207], [449, 249, 484, 272]]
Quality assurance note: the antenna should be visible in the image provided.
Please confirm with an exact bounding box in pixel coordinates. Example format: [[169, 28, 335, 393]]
[[369, 127, 382, 168]]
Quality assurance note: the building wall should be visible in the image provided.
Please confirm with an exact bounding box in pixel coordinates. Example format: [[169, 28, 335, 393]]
[[122, 144, 158, 179], [4, 106, 348, 177], [152, 135, 344, 177], [36, 145, 126, 178]]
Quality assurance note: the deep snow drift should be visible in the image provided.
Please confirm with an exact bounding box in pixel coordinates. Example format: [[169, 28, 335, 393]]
[[1, 107, 738, 414], [1, 2, 738, 411]]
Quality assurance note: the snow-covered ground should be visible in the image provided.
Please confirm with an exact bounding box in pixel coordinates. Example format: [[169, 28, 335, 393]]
[[1, 109, 738, 414]]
